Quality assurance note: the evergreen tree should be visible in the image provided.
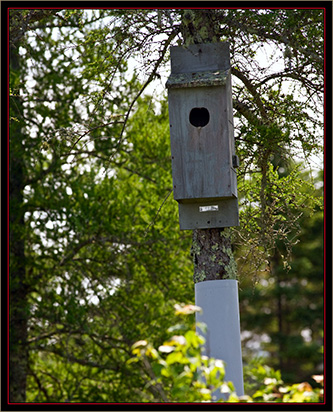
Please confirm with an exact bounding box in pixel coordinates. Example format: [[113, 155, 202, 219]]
[[238, 169, 324, 383]]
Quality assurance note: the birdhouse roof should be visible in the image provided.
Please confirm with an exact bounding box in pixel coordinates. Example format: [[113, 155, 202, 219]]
[[166, 68, 230, 89]]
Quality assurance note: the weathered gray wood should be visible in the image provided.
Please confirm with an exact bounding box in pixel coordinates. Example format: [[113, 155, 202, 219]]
[[178, 198, 239, 230], [168, 84, 237, 201], [167, 42, 239, 230]]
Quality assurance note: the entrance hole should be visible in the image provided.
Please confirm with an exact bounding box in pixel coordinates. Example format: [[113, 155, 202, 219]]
[[189, 107, 210, 128]]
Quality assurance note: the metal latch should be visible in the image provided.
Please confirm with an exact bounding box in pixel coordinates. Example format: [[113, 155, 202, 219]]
[[232, 155, 240, 168]]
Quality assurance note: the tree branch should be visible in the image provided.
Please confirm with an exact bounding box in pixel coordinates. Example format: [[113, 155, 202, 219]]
[[233, 99, 265, 128], [226, 16, 323, 65], [10, 10, 60, 46], [142, 356, 169, 402], [37, 346, 121, 372], [231, 67, 268, 122], [105, 29, 179, 166]]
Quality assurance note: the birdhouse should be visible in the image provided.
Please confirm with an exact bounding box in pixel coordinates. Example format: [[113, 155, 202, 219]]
[[166, 42, 239, 230]]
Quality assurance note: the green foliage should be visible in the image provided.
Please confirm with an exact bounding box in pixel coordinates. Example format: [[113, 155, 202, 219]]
[[243, 358, 323, 403], [23, 95, 193, 402], [238, 163, 323, 269], [130, 306, 324, 403], [238, 169, 324, 383], [129, 304, 237, 402]]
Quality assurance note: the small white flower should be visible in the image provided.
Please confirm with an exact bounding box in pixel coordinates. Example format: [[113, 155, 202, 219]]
[[158, 345, 175, 353], [220, 383, 231, 393], [264, 377, 277, 385], [214, 359, 224, 369]]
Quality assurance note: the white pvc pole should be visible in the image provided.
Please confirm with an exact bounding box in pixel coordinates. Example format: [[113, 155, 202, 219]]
[[195, 279, 244, 400]]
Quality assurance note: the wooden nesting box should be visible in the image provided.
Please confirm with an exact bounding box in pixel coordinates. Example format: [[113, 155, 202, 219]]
[[166, 42, 239, 230]]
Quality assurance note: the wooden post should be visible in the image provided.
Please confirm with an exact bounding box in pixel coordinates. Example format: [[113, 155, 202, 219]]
[[167, 9, 244, 399], [179, 10, 240, 283]]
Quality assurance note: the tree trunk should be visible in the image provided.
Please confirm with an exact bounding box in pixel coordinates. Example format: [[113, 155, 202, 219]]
[[9, 45, 29, 403], [274, 252, 285, 373], [180, 10, 238, 283]]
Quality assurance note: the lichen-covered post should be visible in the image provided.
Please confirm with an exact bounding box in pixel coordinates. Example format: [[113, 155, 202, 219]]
[[192, 228, 238, 283]]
